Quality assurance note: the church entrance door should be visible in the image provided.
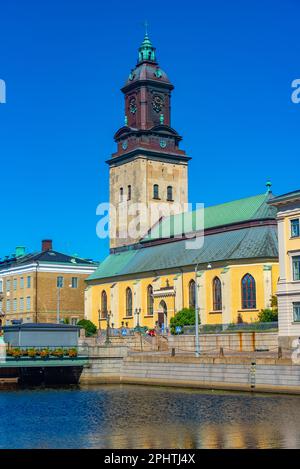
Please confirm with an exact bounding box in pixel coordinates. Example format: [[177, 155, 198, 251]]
[[158, 300, 167, 331]]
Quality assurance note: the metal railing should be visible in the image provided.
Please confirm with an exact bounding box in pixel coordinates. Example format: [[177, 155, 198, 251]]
[[183, 322, 278, 335]]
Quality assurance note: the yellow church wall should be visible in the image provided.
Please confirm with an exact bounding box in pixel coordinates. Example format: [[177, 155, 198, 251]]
[[202, 268, 224, 325], [89, 282, 111, 328], [87, 261, 279, 329], [272, 263, 280, 297]]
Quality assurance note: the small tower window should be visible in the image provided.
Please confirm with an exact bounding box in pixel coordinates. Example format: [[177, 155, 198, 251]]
[[153, 184, 159, 199], [128, 185, 132, 201], [120, 187, 124, 202], [167, 186, 173, 201]]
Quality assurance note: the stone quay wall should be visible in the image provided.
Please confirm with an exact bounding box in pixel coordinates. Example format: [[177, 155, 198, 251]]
[[80, 344, 300, 395]]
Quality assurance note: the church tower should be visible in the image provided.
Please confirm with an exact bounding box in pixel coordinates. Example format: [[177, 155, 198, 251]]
[[108, 32, 190, 250]]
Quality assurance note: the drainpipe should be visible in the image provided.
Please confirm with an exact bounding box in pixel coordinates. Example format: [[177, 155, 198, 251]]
[[179, 268, 184, 308], [35, 261, 39, 323], [194, 263, 200, 357]]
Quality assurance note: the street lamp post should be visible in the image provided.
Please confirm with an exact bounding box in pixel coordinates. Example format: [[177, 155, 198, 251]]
[[135, 308, 142, 351], [105, 310, 111, 345], [57, 284, 61, 324], [194, 264, 200, 357], [98, 309, 102, 331], [135, 307, 141, 330]]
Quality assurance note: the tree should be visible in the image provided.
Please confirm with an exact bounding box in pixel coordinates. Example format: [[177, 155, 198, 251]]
[[77, 319, 97, 337], [170, 308, 198, 335], [258, 295, 278, 322], [258, 309, 278, 322]]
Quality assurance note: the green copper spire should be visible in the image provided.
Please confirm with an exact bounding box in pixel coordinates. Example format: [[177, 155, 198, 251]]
[[138, 30, 156, 63]]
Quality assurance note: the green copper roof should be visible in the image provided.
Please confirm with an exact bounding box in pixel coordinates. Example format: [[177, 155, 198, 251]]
[[87, 250, 137, 281], [87, 224, 278, 282], [142, 192, 277, 242], [138, 33, 156, 63]]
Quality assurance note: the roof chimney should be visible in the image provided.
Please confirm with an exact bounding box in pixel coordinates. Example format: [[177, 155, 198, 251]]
[[42, 240, 53, 252], [15, 246, 26, 258]]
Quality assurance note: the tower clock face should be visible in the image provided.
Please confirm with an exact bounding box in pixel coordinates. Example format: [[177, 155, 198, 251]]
[[129, 97, 137, 114], [152, 94, 164, 113]]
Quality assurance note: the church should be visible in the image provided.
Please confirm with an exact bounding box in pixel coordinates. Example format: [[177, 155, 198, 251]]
[[85, 33, 279, 330]]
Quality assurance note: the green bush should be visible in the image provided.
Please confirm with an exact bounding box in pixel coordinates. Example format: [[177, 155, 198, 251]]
[[258, 309, 278, 322], [77, 319, 97, 337], [170, 308, 198, 335]]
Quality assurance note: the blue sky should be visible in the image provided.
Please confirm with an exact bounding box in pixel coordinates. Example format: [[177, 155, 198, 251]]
[[0, 0, 299, 261]]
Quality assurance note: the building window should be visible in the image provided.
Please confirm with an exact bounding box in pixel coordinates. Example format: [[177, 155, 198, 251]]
[[71, 318, 78, 325], [26, 297, 31, 311], [57, 276, 64, 288], [6, 279, 11, 291], [189, 279, 196, 309], [291, 219, 300, 238], [13, 279, 17, 291], [27, 276, 31, 288], [153, 184, 159, 199], [120, 187, 124, 202], [167, 186, 173, 201], [20, 277, 24, 289], [6, 299, 10, 312], [293, 303, 300, 322], [71, 277, 78, 289], [101, 290, 108, 318], [128, 185, 132, 201], [241, 274, 256, 309], [292, 256, 300, 281], [147, 285, 154, 316], [13, 298, 17, 312], [213, 277, 222, 311], [20, 297, 24, 312], [126, 287, 133, 317]]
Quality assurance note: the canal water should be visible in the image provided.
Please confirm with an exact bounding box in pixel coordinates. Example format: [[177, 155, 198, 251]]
[[0, 384, 300, 449]]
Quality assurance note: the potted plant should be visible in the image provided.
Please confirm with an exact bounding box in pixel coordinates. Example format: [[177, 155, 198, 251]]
[[68, 348, 78, 358], [28, 348, 36, 359], [40, 348, 50, 360], [12, 348, 21, 360], [53, 348, 64, 359]]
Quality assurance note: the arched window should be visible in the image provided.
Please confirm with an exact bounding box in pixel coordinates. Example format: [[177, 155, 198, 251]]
[[189, 279, 196, 309], [241, 274, 256, 309], [167, 186, 173, 201], [127, 185, 132, 201], [153, 184, 159, 199], [147, 285, 154, 316], [101, 290, 108, 318], [213, 277, 222, 311], [119, 187, 124, 202], [126, 287, 133, 317]]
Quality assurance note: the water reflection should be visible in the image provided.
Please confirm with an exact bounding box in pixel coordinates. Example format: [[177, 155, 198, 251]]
[[0, 384, 300, 448]]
